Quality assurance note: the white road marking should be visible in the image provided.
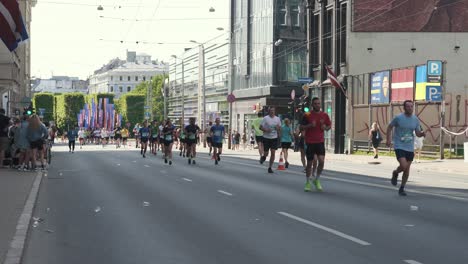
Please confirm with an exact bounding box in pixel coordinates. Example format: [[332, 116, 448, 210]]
[[183, 178, 193, 182], [117, 164, 121, 166], [278, 212, 371, 246], [217, 190, 233, 196], [144, 165, 150, 168], [404, 224, 415, 227], [404, 260, 423, 264]]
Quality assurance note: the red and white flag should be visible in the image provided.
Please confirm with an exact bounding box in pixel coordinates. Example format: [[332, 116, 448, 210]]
[[325, 65, 347, 99], [0, 0, 29, 52], [391, 68, 414, 102]]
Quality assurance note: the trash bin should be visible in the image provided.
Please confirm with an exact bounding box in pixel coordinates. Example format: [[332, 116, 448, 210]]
[[465, 142, 468, 163]]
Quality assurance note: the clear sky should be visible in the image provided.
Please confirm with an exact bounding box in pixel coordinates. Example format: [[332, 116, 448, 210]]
[[31, 0, 229, 79]]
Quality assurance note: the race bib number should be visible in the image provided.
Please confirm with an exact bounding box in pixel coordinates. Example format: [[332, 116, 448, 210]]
[[189, 134, 196, 140], [142, 132, 149, 137], [400, 130, 413, 143], [165, 135, 172, 141], [214, 130, 222, 137]]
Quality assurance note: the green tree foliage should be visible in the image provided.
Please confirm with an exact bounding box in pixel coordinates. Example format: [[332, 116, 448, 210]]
[[129, 74, 167, 121], [86, 93, 115, 105], [55, 93, 85, 131], [32, 93, 54, 122], [119, 94, 145, 131]]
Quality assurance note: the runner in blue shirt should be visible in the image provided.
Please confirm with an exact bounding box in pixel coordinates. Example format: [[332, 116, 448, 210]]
[[139, 120, 150, 158], [386, 100, 425, 196], [280, 118, 294, 168], [210, 117, 225, 165], [67, 127, 78, 153]]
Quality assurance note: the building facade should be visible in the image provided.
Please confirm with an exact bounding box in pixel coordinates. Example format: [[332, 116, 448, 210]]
[[168, 34, 229, 127], [88, 51, 168, 98], [0, 0, 36, 116], [305, 0, 468, 154], [229, 0, 308, 136], [32, 76, 88, 94]]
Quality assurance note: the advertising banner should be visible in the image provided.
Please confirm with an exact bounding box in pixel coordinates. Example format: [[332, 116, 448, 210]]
[[391, 68, 414, 102], [415, 65, 442, 102], [370, 71, 390, 104]]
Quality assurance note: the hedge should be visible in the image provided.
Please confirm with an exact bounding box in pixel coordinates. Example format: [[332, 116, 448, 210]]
[[119, 94, 145, 131], [86, 93, 115, 105], [32, 93, 54, 122], [55, 93, 85, 131]]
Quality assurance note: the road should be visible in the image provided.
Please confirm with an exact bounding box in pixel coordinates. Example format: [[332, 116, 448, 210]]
[[22, 144, 468, 264]]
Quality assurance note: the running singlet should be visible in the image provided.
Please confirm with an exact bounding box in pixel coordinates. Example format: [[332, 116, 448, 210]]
[[163, 126, 175, 141], [121, 129, 129, 138], [185, 125, 200, 140], [152, 128, 159, 138], [210, 125, 225, 143], [139, 127, 150, 139]]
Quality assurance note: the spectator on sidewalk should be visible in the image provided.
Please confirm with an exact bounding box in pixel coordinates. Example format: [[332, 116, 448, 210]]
[[16, 115, 31, 171], [369, 122, 383, 159], [27, 114, 48, 170], [280, 118, 294, 168], [414, 125, 425, 163], [0, 108, 11, 167]]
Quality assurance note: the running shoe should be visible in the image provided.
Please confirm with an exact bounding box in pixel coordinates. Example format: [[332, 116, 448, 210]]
[[188, 158, 191, 165], [260, 156, 266, 164], [164, 158, 168, 164], [398, 187, 407, 196], [169, 161, 172, 165], [192, 160, 196, 165], [285, 162, 289, 168], [180, 151, 182, 156], [143, 154, 146, 158], [215, 160, 218, 165], [313, 179, 323, 191], [391, 170, 398, 186], [217, 154, 220, 161], [304, 181, 311, 192], [268, 167, 273, 173]]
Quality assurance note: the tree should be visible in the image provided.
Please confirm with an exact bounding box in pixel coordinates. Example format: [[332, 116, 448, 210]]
[[130, 74, 167, 121]]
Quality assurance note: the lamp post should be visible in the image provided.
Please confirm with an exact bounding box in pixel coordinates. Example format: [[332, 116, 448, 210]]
[[190, 40, 206, 130], [171, 55, 185, 124]]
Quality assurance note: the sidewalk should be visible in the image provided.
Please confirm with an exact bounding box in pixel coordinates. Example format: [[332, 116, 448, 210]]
[[0, 169, 41, 264], [198, 145, 467, 176]]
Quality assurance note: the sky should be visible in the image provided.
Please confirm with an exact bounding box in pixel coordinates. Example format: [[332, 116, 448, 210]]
[[31, 0, 229, 79]]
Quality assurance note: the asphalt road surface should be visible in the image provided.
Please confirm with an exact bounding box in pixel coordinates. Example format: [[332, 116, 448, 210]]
[[22, 144, 468, 264]]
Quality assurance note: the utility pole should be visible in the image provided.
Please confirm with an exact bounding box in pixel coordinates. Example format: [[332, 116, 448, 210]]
[[439, 61, 447, 159]]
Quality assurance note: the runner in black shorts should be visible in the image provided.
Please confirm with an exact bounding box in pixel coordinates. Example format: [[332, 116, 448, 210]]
[[185, 117, 200, 165], [162, 119, 175, 165]]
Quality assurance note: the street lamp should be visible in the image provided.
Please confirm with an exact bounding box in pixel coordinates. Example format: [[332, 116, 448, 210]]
[[189, 40, 206, 130], [171, 55, 185, 125]]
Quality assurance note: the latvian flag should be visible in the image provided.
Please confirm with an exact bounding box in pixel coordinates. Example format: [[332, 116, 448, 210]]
[[0, 0, 29, 52], [391, 68, 414, 102], [325, 65, 347, 99]]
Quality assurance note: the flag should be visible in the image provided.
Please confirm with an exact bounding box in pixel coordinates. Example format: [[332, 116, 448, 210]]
[[325, 65, 347, 99], [391, 68, 414, 102], [0, 0, 29, 52]]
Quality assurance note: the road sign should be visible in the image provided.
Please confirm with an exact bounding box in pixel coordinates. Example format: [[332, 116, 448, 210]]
[[220, 110, 229, 115], [426, 85, 442, 102], [227, 93, 236, 103], [427, 60, 442, 76], [38, 108, 45, 116], [298, 77, 313, 83], [302, 84, 309, 91], [291, 89, 295, 100]]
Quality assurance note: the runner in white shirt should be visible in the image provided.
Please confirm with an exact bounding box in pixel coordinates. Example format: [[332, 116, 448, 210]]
[[159, 123, 165, 157], [260, 107, 281, 173], [78, 128, 85, 149], [101, 128, 108, 147]]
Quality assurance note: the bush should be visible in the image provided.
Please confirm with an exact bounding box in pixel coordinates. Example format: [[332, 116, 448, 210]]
[[32, 93, 54, 122], [119, 94, 145, 133], [55, 93, 85, 131]]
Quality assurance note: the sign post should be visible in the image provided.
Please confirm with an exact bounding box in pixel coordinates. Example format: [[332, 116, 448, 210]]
[[427, 60, 445, 159]]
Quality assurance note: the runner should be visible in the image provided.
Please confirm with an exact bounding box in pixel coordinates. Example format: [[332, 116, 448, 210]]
[[294, 126, 307, 172], [121, 126, 129, 148], [114, 126, 122, 148], [93, 128, 101, 145], [301, 97, 331, 192], [139, 120, 150, 158], [251, 112, 265, 163], [151, 120, 159, 155], [27, 114, 49, 170], [101, 128, 108, 148], [259, 107, 281, 173], [280, 118, 294, 168], [133, 123, 141, 148], [185, 117, 200, 165], [162, 119, 175, 165], [179, 124, 186, 157], [210, 117, 225, 165], [78, 128, 85, 149], [205, 121, 213, 156], [159, 121, 165, 157], [386, 100, 425, 196], [67, 127, 78, 153]]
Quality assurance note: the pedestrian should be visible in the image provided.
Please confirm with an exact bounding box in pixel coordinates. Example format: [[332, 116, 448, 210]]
[[280, 118, 294, 168], [27, 114, 48, 170], [121, 127, 129, 147], [150, 120, 159, 155], [15, 115, 31, 171], [0, 108, 10, 168], [78, 128, 85, 149], [139, 120, 150, 158], [133, 123, 141, 148], [369, 122, 383, 159], [210, 117, 225, 165], [386, 100, 426, 196], [260, 107, 281, 173], [294, 126, 307, 173], [205, 121, 213, 156], [179, 122, 186, 157], [235, 131, 241, 150], [414, 125, 425, 163], [185, 117, 200, 165], [251, 112, 265, 163], [249, 132, 255, 150], [114, 126, 122, 148], [301, 97, 331, 191]]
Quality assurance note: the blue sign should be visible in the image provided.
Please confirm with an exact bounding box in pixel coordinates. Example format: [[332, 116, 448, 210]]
[[427, 60, 442, 76], [298, 77, 313, 83], [370, 71, 390, 104], [426, 85, 442, 102]]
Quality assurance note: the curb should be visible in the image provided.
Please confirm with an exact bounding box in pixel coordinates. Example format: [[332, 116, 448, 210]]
[[2, 171, 44, 264]]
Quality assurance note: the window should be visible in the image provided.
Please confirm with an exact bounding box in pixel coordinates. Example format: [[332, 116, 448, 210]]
[[119, 76, 123, 81], [128, 76, 131, 81], [311, 14, 320, 67], [127, 86, 131, 92], [110, 86, 114, 92], [323, 9, 333, 66], [110, 76, 113, 81], [338, 3, 347, 64], [291, 6, 300, 27], [143, 76, 146, 81], [119, 86, 123, 93], [279, 0, 287, 26], [135, 76, 138, 81]]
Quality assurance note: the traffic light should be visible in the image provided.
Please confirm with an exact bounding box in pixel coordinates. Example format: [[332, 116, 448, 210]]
[[24, 105, 34, 116]]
